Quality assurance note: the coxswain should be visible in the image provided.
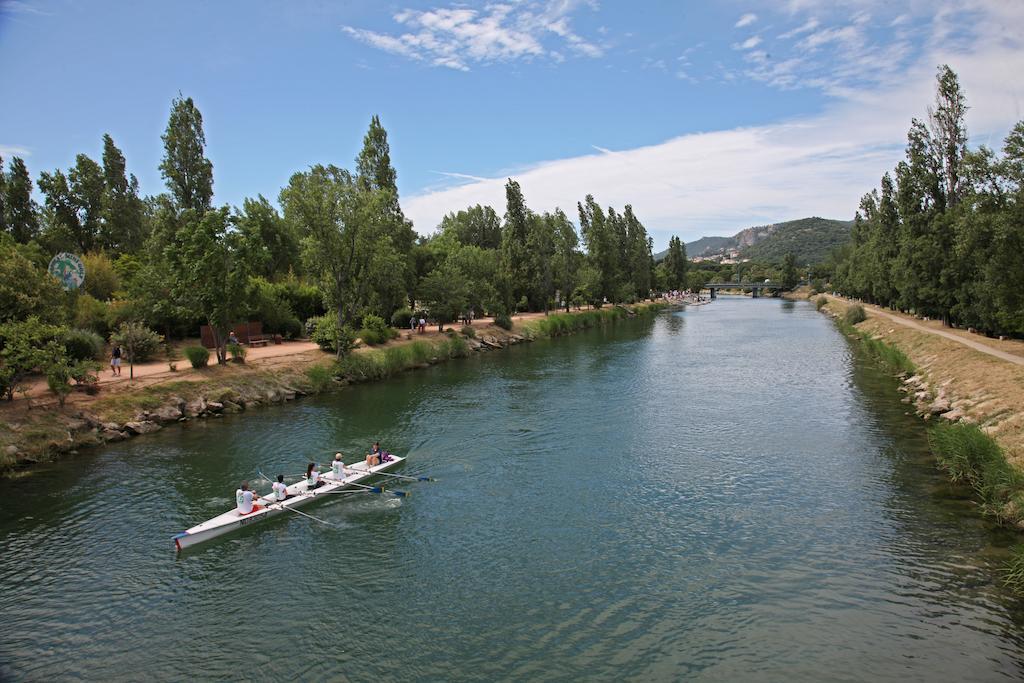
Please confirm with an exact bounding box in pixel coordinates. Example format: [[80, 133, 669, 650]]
[[306, 462, 323, 490], [271, 474, 290, 502], [331, 453, 345, 480], [235, 481, 261, 515]]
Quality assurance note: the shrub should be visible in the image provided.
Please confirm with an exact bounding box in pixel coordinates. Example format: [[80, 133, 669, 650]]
[[279, 316, 303, 340], [74, 294, 110, 337], [64, 328, 104, 361], [247, 277, 300, 336], [494, 312, 513, 330], [391, 307, 414, 329], [310, 315, 355, 355], [815, 296, 828, 311], [844, 304, 866, 325], [81, 252, 121, 301], [461, 325, 476, 338], [305, 363, 335, 392], [275, 277, 324, 322], [184, 346, 210, 368], [110, 322, 163, 362], [227, 342, 247, 363]]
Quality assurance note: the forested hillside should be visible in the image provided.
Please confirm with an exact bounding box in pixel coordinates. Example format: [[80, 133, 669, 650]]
[[742, 217, 852, 263]]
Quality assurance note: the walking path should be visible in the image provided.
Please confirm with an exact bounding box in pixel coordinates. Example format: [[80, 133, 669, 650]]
[[827, 295, 1024, 367]]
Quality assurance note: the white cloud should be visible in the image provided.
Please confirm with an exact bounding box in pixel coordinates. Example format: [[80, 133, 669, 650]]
[[403, 10, 1024, 245], [735, 13, 758, 28], [778, 18, 819, 40], [734, 36, 762, 50], [342, 1, 602, 71], [0, 144, 31, 157]]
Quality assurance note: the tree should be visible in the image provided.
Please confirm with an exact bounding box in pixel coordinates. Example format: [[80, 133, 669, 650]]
[[237, 194, 299, 279], [419, 262, 470, 331], [81, 251, 120, 301], [0, 239, 66, 324], [0, 156, 7, 236], [111, 321, 163, 380], [662, 235, 688, 290], [929, 65, 969, 207], [160, 95, 214, 215], [167, 208, 248, 364], [500, 179, 531, 310], [438, 204, 502, 249], [551, 208, 580, 312], [578, 195, 616, 302], [623, 205, 653, 299], [527, 212, 555, 312], [4, 157, 39, 243], [780, 252, 799, 290], [282, 164, 392, 357], [100, 134, 146, 252], [0, 317, 65, 401]]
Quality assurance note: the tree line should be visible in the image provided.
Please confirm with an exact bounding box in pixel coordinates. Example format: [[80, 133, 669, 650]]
[[831, 65, 1024, 337], [1, 93, 698, 400]]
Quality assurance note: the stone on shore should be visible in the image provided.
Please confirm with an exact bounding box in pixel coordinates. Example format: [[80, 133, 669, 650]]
[[151, 403, 184, 423], [929, 397, 951, 415], [185, 398, 207, 418], [124, 421, 161, 435]]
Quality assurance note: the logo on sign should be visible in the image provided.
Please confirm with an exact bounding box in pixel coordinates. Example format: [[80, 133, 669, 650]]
[[48, 252, 86, 291]]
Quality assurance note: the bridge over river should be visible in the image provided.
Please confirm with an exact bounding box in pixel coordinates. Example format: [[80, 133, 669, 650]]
[[703, 282, 785, 298]]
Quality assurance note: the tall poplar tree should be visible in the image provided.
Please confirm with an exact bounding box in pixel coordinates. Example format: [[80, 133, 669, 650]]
[[159, 95, 214, 215], [5, 158, 38, 244], [501, 179, 531, 310], [101, 134, 145, 252]]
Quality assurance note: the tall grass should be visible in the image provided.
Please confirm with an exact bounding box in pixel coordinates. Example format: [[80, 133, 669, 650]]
[[836, 319, 916, 376], [930, 423, 1023, 520], [332, 336, 469, 384]]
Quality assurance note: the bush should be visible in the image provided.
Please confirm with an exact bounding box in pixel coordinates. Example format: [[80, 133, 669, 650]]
[[110, 322, 163, 362], [64, 328, 105, 361], [227, 342, 247, 363], [305, 363, 335, 392], [310, 315, 355, 355], [183, 346, 210, 368], [275, 277, 324, 322], [279, 316, 303, 340], [74, 294, 110, 337], [815, 296, 828, 311], [391, 307, 414, 329], [461, 325, 476, 338], [247, 277, 299, 336], [494, 312, 513, 330], [844, 304, 866, 325], [81, 252, 120, 301]]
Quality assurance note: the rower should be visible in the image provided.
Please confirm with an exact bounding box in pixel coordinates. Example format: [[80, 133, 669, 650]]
[[305, 462, 324, 490], [235, 481, 261, 516], [366, 442, 382, 468], [330, 453, 345, 480], [271, 474, 290, 502]]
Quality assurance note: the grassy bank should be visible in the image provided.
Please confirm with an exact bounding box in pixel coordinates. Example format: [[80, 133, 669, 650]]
[[819, 295, 1024, 593], [1, 303, 668, 475]]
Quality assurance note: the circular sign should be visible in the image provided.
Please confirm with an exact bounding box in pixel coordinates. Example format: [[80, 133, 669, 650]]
[[48, 252, 86, 291]]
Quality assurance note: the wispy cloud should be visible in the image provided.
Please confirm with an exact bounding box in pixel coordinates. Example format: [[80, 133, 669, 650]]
[[735, 13, 758, 28], [342, 1, 602, 71], [778, 18, 819, 40], [0, 144, 31, 157], [0, 1, 54, 16], [734, 35, 762, 50], [404, 4, 1024, 244]]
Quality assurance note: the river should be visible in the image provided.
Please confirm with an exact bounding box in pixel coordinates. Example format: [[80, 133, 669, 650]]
[[2, 296, 1024, 681]]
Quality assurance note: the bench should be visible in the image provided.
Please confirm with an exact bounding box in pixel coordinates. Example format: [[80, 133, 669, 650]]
[[247, 335, 270, 348]]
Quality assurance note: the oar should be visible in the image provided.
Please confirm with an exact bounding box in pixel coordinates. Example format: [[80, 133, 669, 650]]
[[344, 467, 433, 483], [345, 481, 409, 497], [269, 502, 344, 528]]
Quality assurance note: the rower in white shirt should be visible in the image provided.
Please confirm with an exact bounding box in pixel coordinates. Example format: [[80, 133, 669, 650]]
[[330, 453, 345, 480], [305, 462, 324, 490], [235, 481, 261, 515], [271, 474, 290, 502]]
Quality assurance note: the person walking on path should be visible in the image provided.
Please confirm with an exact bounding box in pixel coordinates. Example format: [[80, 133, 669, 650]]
[[110, 345, 122, 376], [418, 317, 426, 333]]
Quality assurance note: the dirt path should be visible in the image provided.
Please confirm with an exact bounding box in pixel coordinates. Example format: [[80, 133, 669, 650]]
[[827, 295, 1024, 366]]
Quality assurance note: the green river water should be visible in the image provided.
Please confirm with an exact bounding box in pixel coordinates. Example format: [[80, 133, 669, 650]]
[[2, 296, 1024, 681]]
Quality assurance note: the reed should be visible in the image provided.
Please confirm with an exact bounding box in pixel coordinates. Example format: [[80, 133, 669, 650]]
[[930, 423, 1023, 523]]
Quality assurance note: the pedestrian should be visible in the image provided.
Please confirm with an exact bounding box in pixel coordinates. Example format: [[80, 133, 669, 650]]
[[410, 315, 417, 332], [110, 344, 122, 376], [419, 316, 426, 333]]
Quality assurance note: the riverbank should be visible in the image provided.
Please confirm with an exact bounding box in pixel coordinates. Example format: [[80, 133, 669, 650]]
[[0, 302, 666, 475], [818, 295, 1024, 525]]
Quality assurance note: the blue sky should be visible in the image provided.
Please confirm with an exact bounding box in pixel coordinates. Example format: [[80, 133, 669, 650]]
[[2, 0, 1023, 250]]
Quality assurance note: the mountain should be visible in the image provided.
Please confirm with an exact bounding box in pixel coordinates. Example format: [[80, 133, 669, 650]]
[[654, 217, 852, 264]]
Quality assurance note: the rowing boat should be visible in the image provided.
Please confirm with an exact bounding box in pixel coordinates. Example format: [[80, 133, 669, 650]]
[[172, 454, 406, 551]]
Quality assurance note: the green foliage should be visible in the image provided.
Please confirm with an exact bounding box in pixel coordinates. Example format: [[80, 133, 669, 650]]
[[273, 277, 323, 322], [74, 293, 111, 337], [246, 277, 301, 336], [0, 239, 66, 325], [931, 423, 1024, 524], [461, 325, 476, 338], [419, 262, 470, 330], [81, 251, 120, 301], [525, 307, 627, 338], [227, 342, 246, 362], [844, 304, 867, 325], [183, 345, 210, 368], [391, 307, 414, 329], [110, 322, 163, 363], [662, 236, 688, 289], [740, 218, 853, 265], [359, 314, 395, 345], [438, 204, 502, 249], [815, 296, 828, 311], [237, 195, 299, 279], [0, 317, 66, 400], [160, 95, 214, 214], [493, 312, 513, 330], [47, 358, 99, 408], [310, 315, 355, 355], [780, 252, 799, 290], [304, 363, 335, 392], [1002, 546, 1024, 595], [3, 157, 40, 243], [64, 328, 104, 361]]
